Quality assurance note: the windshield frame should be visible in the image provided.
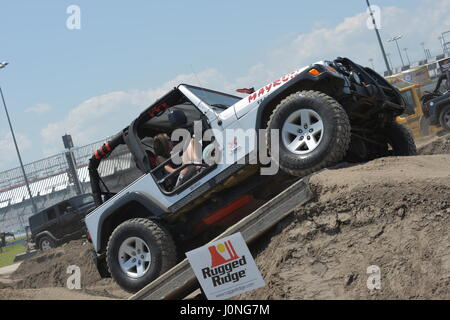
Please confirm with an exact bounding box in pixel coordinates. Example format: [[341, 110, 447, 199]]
[[181, 84, 242, 109]]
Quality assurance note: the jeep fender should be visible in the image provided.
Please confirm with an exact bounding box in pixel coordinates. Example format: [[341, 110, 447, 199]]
[[35, 231, 58, 245], [93, 191, 166, 253], [254, 65, 346, 130]]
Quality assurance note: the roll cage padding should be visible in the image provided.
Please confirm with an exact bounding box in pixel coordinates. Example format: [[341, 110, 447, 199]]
[[88, 91, 179, 207], [88, 132, 126, 206]]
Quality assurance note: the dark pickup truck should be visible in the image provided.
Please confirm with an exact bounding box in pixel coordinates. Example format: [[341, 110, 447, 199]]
[[28, 194, 96, 250], [421, 70, 450, 132]]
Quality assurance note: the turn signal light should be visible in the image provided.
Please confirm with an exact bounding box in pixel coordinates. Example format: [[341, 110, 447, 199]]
[[308, 68, 321, 76]]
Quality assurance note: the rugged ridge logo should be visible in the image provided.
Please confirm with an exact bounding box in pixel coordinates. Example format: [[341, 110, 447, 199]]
[[186, 232, 265, 300], [202, 240, 247, 287]]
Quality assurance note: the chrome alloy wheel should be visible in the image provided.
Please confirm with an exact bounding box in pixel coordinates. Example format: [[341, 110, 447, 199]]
[[41, 239, 52, 250], [281, 108, 324, 155], [118, 237, 152, 278]]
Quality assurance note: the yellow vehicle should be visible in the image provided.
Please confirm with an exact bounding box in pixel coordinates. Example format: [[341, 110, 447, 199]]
[[396, 84, 439, 138]]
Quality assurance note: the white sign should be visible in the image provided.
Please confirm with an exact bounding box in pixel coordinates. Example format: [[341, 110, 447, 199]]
[[186, 232, 265, 300]]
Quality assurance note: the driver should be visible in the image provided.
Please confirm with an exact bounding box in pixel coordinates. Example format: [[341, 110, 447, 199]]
[[154, 109, 203, 188]]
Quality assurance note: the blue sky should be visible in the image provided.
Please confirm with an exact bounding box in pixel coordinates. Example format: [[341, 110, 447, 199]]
[[0, 0, 448, 171]]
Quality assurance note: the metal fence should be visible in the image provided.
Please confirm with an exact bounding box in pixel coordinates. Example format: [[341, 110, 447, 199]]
[[0, 138, 106, 191], [0, 137, 139, 234]]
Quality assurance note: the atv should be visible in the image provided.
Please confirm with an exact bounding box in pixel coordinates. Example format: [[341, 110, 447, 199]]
[[420, 70, 450, 132], [84, 57, 416, 292]]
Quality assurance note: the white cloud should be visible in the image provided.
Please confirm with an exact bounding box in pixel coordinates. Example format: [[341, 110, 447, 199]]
[[265, 0, 450, 74], [40, 68, 233, 155], [0, 131, 31, 171], [25, 103, 51, 114], [40, 0, 450, 155]]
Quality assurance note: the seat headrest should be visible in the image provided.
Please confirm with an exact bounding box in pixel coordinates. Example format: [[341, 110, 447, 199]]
[[168, 109, 188, 128]]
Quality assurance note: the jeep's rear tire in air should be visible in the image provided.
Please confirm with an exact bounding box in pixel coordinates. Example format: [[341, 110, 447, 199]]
[[266, 90, 351, 176], [106, 218, 177, 293], [39, 236, 55, 251], [438, 105, 450, 131], [383, 122, 417, 156]]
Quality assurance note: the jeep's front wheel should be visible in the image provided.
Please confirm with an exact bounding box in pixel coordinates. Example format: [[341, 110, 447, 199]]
[[266, 90, 351, 176], [106, 218, 177, 293]]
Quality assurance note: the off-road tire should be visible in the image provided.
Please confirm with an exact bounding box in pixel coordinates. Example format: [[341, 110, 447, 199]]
[[266, 90, 351, 176], [384, 122, 417, 156], [38, 236, 55, 251], [106, 218, 177, 293], [438, 105, 450, 131]]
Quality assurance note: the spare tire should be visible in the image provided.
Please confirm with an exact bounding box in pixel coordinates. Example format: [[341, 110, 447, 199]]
[[266, 90, 351, 177]]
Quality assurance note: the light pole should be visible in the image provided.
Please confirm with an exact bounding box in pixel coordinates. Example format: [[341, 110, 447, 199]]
[[442, 31, 450, 54], [387, 35, 405, 68], [366, 0, 392, 75], [0, 62, 37, 214], [403, 48, 411, 65], [420, 42, 429, 59], [438, 36, 445, 54], [386, 53, 393, 72]]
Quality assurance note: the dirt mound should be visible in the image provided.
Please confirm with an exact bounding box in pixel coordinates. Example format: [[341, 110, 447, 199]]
[[4, 239, 128, 299], [11, 240, 100, 289], [417, 132, 450, 155], [240, 155, 450, 299], [0, 287, 115, 300]]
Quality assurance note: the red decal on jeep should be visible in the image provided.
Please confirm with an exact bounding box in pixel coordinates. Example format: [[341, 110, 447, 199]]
[[257, 88, 265, 97], [248, 92, 258, 103], [247, 70, 300, 103], [272, 79, 281, 87]]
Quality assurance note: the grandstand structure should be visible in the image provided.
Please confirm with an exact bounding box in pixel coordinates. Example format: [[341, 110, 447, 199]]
[[0, 138, 141, 235]]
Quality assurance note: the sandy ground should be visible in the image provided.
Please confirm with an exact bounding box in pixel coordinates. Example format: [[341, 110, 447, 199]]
[[0, 263, 21, 276], [239, 153, 450, 299], [0, 240, 128, 300], [0, 132, 449, 300]]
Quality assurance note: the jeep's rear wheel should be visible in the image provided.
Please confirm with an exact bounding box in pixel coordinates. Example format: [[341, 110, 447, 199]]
[[266, 90, 351, 176], [39, 236, 55, 251], [383, 122, 417, 156], [438, 105, 450, 131], [106, 218, 177, 293]]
